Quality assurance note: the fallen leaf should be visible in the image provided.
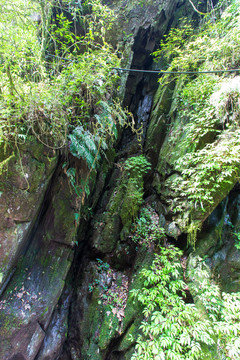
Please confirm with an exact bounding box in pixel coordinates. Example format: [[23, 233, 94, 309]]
[[112, 307, 117, 315], [118, 309, 125, 317]]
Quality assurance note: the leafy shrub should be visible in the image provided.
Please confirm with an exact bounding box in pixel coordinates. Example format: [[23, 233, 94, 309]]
[[0, 0, 121, 150], [131, 246, 214, 360], [124, 155, 151, 179], [154, 1, 240, 73], [0, 0, 131, 209], [187, 256, 240, 359], [69, 126, 101, 169], [233, 232, 240, 250], [153, 0, 240, 238], [131, 246, 240, 360], [131, 206, 165, 247]]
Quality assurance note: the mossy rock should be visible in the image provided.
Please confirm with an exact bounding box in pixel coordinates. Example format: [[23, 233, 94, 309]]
[[91, 214, 121, 254], [91, 162, 145, 253], [52, 185, 76, 245], [98, 305, 120, 350], [117, 323, 137, 352], [79, 290, 120, 358], [0, 137, 58, 289], [120, 179, 143, 228], [120, 249, 154, 334]]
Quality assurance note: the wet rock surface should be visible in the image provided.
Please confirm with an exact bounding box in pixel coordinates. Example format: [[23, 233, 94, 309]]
[[191, 186, 240, 292], [0, 166, 74, 359], [0, 138, 57, 291]]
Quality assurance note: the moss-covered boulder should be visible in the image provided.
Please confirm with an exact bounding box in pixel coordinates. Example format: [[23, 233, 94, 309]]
[[148, 70, 240, 245], [90, 156, 150, 255]]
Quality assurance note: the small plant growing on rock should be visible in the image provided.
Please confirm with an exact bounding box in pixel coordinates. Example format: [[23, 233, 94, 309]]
[[131, 245, 214, 360], [112, 155, 151, 237], [96, 258, 110, 272], [131, 206, 166, 248], [233, 232, 240, 250], [123, 155, 151, 179], [131, 247, 240, 360]]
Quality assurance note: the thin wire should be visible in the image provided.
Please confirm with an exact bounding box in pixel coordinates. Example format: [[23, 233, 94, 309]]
[[112, 67, 240, 75], [22, 52, 240, 75]]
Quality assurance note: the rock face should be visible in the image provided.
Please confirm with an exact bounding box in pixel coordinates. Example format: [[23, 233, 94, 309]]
[[1, 0, 240, 359], [0, 164, 75, 359], [150, 74, 240, 236], [190, 186, 240, 293], [0, 138, 57, 292]]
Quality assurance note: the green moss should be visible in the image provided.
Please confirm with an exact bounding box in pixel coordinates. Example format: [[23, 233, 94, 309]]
[[0, 153, 15, 176], [122, 347, 135, 360], [118, 323, 137, 351], [80, 288, 103, 359], [83, 287, 101, 336], [29, 139, 46, 162], [29, 161, 46, 192], [92, 160, 146, 251], [39, 251, 52, 268], [109, 156, 151, 241], [98, 305, 119, 350], [187, 220, 202, 249], [99, 217, 120, 253], [120, 178, 143, 239], [52, 190, 75, 244], [152, 5, 240, 238], [0, 313, 21, 338], [108, 181, 126, 216], [120, 250, 154, 334]]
